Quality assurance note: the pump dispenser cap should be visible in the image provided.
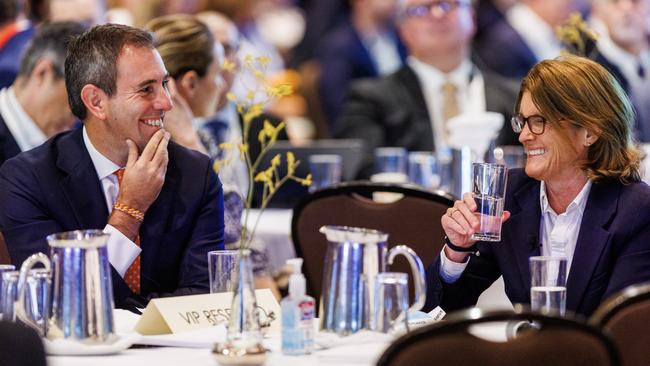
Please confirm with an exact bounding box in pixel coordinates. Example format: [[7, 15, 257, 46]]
[[287, 258, 306, 297]]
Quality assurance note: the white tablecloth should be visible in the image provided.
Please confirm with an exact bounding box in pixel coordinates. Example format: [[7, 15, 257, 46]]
[[47, 310, 394, 366], [46, 308, 510, 366]]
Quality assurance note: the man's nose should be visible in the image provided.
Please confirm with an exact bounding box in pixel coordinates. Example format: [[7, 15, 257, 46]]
[[155, 86, 173, 111]]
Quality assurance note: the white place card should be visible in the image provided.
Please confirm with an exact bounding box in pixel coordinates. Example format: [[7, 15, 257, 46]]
[[135, 289, 280, 335]]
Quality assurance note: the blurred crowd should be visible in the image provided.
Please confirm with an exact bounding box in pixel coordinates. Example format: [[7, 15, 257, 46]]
[[1, 0, 649, 161]]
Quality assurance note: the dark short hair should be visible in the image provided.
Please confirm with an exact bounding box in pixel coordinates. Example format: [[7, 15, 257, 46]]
[[65, 23, 155, 120], [18, 21, 87, 79], [0, 0, 18, 24]]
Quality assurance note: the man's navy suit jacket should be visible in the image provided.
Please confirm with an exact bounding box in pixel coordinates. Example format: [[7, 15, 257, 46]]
[[425, 169, 650, 317], [473, 17, 538, 79], [0, 128, 225, 310], [0, 114, 20, 167]]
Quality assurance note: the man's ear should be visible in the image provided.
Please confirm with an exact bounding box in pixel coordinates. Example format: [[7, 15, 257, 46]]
[[177, 70, 199, 99], [30, 59, 55, 85], [80, 84, 108, 120]]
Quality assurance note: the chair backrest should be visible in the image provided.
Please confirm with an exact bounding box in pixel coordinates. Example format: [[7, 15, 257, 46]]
[[291, 181, 454, 301], [0, 321, 47, 366], [377, 307, 620, 366], [0, 232, 10, 265], [590, 282, 650, 366]]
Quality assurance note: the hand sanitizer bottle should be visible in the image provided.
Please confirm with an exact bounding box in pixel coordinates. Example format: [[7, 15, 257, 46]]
[[281, 258, 315, 355]]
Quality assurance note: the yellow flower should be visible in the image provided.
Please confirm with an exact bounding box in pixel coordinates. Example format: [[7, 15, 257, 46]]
[[212, 53, 313, 250], [222, 59, 236, 73], [213, 160, 222, 173], [301, 174, 312, 187], [238, 143, 248, 160], [270, 154, 281, 168], [257, 56, 270, 67], [254, 167, 273, 183], [265, 83, 293, 98], [287, 151, 296, 175], [243, 103, 264, 125]]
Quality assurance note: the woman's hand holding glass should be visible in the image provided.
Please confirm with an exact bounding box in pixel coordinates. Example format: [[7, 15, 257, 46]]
[[441, 192, 511, 262]]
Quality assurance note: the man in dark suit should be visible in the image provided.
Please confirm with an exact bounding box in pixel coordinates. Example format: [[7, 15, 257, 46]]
[[0, 21, 86, 166], [0, 24, 225, 311], [589, 0, 650, 142], [472, 0, 576, 78], [336, 0, 520, 178], [316, 0, 407, 130]]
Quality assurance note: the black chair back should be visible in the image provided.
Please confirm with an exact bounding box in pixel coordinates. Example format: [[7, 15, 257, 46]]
[[378, 306, 620, 366], [291, 181, 453, 301], [590, 282, 650, 366]]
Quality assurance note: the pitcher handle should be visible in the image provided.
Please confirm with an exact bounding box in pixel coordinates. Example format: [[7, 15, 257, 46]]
[[387, 245, 426, 312], [16, 252, 51, 336]]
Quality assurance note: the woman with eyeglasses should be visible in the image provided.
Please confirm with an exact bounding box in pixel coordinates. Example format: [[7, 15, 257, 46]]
[[424, 55, 650, 317]]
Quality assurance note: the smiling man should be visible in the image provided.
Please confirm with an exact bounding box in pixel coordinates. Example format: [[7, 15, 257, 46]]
[[0, 24, 225, 311]]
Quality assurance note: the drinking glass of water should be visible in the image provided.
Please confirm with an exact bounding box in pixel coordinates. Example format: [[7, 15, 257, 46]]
[[308, 154, 342, 193], [374, 147, 408, 181], [373, 272, 410, 335], [208, 250, 239, 293], [469, 162, 508, 241], [530, 256, 567, 315]]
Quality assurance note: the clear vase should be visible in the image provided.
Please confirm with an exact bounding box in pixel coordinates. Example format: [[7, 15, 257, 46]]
[[214, 249, 266, 364]]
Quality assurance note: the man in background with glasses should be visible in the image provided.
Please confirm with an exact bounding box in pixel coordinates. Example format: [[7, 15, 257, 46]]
[[336, 0, 520, 178]]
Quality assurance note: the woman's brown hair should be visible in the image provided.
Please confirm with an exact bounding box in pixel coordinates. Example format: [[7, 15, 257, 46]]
[[146, 14, 215, 79], [514, 55, 642, 184]]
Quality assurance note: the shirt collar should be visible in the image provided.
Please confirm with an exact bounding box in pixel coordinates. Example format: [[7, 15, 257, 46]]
[[407, 56, 473, 87], [540, 179, 592, 216], [82, 125, 120, 181], [0, 87, 47, 152], [590, 17, 650, 83], [506, 3, 561, 61]]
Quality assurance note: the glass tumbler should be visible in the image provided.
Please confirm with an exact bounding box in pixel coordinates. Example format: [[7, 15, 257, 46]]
[[530, 256, 567, 315], [208, 250, 239, 293], [470, 162, 508, 241], [373, 272, 409, 334]]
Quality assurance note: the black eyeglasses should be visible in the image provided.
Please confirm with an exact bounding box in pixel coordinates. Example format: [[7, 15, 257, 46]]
[[511, 114, 547, 135], [404, 0, 471, 17]]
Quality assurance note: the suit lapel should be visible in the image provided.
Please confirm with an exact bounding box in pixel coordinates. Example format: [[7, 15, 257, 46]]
[[394, 66, 434, 150], [505, 178, 542, 295], [0, 114, 21, 162], [566, 181, 617, 311], [56, 129, 108, 229]]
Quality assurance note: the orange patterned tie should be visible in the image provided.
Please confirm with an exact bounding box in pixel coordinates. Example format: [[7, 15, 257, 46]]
[[114, 168, 141, 294]]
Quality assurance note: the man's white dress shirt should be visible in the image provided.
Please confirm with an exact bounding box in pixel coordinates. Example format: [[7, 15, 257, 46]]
[[407, 57, 486, 150], [82, 126, 140, 277], [0, 87, 46, 152], [506, 3, 562, 62]]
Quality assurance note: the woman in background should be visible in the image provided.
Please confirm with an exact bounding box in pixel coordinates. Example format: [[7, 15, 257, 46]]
[[147, 14, 278, 299]]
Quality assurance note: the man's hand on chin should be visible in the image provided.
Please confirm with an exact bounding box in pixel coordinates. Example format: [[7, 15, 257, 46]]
[[118, 129, 170, 212]]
